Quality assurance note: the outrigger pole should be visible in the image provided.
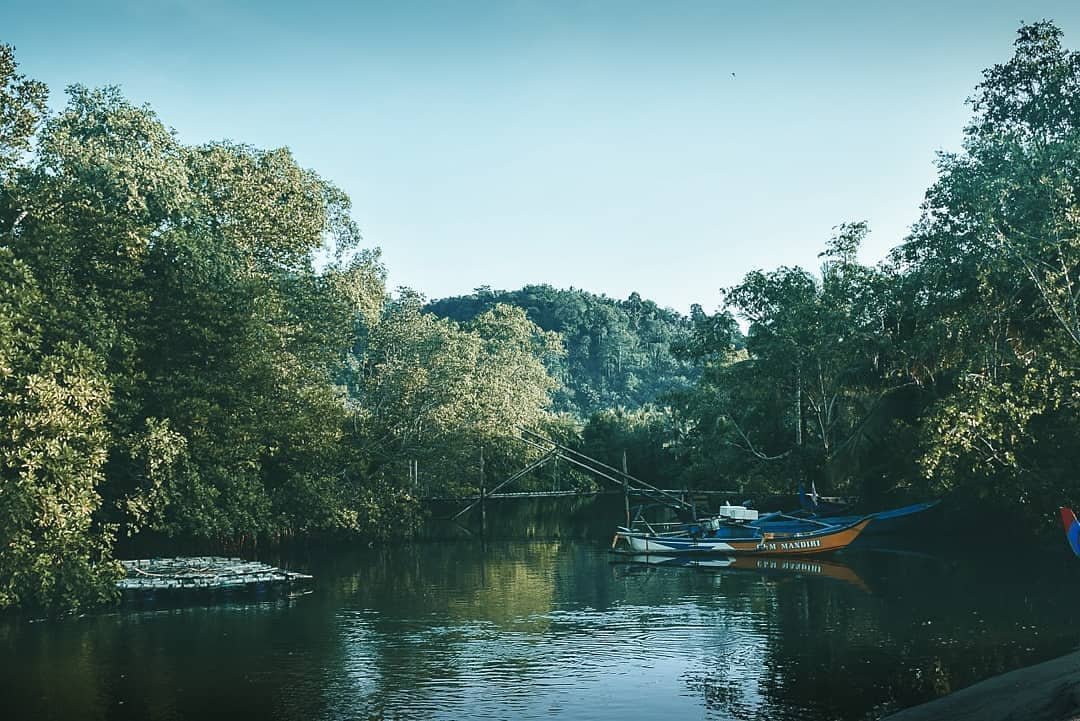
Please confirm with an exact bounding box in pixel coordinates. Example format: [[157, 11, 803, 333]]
[[443, 427, 699, 524], [515, 427, 695, 513], [450, 448, 558, 520]]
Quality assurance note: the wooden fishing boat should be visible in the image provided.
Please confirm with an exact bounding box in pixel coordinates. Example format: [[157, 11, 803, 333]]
[[614, 516, 872, 556]]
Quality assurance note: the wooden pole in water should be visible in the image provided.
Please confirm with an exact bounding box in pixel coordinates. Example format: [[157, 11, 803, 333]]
[[480, 445, 487, 536], [622, 449, 630, 527]]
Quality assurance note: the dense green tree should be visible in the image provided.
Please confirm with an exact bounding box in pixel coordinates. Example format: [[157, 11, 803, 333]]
[[3, 85, 368, 542], [0, 249, 118, 610], [0, 45, 119, 611], [674, 224, 914, 497], [894, 21, 1080, 527], [347, 297, 561, 501], [0, 44, 46, 180]]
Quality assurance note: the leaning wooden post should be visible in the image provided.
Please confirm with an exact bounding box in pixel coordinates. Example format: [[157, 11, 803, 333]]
[[480, 445, 487, 536], [622, 449, 630, 527]]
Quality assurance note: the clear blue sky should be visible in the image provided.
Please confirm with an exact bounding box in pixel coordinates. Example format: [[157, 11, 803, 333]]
[[6, 0, 1080, 314]]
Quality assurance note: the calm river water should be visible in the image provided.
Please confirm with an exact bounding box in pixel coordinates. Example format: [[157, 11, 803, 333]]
[[3, 499, 1080, 721]]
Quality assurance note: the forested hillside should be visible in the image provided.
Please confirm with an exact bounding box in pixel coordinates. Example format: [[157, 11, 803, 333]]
[[427, 285, 702, 417]]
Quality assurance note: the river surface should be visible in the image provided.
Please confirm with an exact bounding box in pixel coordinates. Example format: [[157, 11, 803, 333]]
[[3, 501, 1080, 721]]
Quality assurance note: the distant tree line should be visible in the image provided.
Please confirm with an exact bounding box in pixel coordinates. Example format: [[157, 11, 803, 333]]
[[427, 285, 703, 418]]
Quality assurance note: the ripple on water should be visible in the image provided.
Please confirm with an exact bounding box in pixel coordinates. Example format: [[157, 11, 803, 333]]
[[324, 594, 774, 720]]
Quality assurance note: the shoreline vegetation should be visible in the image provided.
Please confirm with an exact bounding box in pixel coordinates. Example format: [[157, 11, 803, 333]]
[[2, 16, 1080, 653]]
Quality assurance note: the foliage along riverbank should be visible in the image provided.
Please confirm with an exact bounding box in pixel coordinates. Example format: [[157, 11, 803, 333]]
[[0, 46, 564, 612], [4, 21, 1080, 613]]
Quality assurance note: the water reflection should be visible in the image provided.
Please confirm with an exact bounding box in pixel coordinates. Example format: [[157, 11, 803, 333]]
[[0, 594, 333, 721], [310, 542, 1080, 720], [4, 537, 1080, 721], [611, 553, 872, 592]]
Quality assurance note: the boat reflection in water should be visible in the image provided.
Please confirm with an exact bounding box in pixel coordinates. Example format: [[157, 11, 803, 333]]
[[612, 553, 871, 592]]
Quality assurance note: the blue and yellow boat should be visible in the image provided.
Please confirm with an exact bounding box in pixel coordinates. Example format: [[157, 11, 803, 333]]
[[614, 516, 873, 556]]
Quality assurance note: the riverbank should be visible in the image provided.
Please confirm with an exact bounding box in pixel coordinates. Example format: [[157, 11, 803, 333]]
[[881, 648, 1080, 721]]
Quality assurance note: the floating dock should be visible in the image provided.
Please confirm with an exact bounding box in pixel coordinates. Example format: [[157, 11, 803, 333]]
[[117, 556, 314, 596]]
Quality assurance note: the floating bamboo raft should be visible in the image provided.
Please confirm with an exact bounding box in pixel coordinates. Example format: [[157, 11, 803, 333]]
[[117, 557, 314, 595]]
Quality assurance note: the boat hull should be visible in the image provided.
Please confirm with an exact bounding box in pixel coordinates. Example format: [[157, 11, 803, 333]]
[[616, 518, 872, 556]]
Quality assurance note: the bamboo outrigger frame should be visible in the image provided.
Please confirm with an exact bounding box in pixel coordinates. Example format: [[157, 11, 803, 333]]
[[446, 427, 737, 529]]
